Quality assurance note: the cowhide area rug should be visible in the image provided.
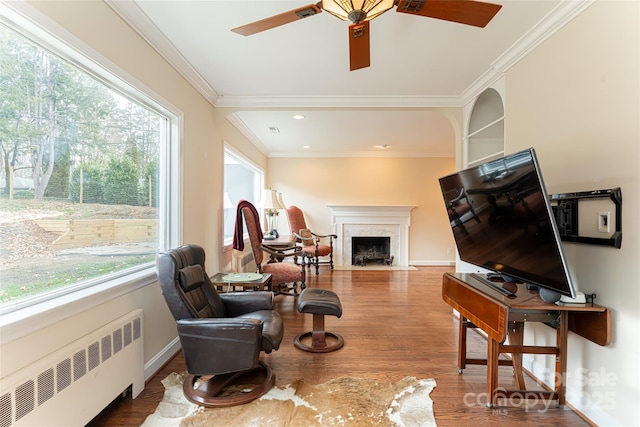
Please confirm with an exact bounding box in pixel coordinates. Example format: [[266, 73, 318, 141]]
[[142, 372, 437, 426]]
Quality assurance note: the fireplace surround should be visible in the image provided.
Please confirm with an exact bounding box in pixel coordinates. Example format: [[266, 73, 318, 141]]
[[328, 205, 416, 267]]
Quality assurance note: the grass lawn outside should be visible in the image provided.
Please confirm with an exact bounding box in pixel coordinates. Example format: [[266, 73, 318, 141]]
[[0, 199, 157, 305]]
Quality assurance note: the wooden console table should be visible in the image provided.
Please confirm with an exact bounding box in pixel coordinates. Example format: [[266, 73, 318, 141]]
[[442, 272, 610, 407]]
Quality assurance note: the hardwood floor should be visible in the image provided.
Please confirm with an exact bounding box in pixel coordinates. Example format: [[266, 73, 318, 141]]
[[88, 267, 591, 426]]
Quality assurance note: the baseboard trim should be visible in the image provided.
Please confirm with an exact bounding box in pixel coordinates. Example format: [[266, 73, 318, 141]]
[[410, 260, 455, 266], [144, 337, 181, 382]]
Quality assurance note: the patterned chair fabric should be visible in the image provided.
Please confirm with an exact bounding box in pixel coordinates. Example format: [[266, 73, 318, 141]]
[[299, 228, 332, 257], [286, 206, 336, 275], [240, 202, 306, 295]]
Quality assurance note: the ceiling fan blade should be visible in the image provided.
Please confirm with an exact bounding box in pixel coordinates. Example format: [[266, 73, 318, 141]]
[[349, 21, 370, 71], [231, 3, 322, 36], [396, 0, 502, 28]]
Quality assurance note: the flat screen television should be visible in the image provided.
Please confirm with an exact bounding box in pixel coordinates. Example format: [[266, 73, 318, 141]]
[[438, 147, 578, 302]]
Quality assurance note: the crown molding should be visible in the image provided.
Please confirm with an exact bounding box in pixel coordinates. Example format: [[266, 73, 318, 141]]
[[108, 0, 592, 110], [461, 0, 595, 105], [225, 113, 270, 156], [107, 0, 594, 157], [105, 0, 221, 106], [491, 0, 595, 74], [215, 95, 462, 108], [267, 150, 452, 158]]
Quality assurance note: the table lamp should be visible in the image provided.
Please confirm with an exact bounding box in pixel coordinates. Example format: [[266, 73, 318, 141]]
[[259, 189, 284, 239]]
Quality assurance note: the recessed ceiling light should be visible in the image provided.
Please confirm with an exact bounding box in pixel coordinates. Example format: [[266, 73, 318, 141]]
[[303, 145, 311, 149], [292, 114, 305, 120], [376, 144, 389, 149]]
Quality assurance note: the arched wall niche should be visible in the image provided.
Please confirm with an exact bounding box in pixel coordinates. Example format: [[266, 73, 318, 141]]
[[456, 86, 505, 273], [466, 88, 505, 167]]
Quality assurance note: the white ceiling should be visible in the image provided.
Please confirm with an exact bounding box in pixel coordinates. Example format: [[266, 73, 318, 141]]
[[108, 0, 589, 157]]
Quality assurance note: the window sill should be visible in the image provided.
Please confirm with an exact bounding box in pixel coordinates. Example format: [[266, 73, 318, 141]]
[[0, 267, 157, 346], [223, 237, 249, 252]]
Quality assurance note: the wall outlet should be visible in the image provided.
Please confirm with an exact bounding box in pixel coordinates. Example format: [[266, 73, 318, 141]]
[[447, 247, 452, 255], [597, 211, 610, 233]]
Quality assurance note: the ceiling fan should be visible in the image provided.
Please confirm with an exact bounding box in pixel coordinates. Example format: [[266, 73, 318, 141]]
[[231, 0, 502, 71]]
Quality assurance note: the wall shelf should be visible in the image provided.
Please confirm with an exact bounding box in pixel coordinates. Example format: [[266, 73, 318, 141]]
[[468, 116, 505, 139], [467, 88, 504, 166]]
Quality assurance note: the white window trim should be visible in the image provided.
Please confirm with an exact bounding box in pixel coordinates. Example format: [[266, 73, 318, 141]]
[[223, 143, 264, 249], [0, 267, 157, 346], [0, 2, 181, 338]]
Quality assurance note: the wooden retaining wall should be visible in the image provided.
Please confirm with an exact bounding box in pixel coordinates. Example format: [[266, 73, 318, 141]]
[[34, 219, 158, 250]]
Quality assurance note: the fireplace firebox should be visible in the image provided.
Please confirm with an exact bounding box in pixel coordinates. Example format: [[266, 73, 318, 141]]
[[351, 237, 393, 266]]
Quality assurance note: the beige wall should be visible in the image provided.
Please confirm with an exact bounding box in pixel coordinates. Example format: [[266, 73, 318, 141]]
[[506, 1, 639, 424], [268, 156, 456, 264]]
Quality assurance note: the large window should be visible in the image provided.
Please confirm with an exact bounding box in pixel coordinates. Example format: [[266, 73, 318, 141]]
[[223, 146, 263, 244], [0, 10, 178, 312]]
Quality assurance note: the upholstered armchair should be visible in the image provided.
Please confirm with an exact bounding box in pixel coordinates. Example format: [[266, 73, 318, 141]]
[[156, 244, 284, 407], [286, 205, 336, 274], [235, 201, 306, 295]]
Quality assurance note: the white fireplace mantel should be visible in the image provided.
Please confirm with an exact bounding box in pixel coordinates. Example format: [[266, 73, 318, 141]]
[[328, 205, 416, 266]]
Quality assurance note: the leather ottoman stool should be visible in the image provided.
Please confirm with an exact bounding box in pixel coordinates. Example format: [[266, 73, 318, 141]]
[[294, 288, 344, 353]]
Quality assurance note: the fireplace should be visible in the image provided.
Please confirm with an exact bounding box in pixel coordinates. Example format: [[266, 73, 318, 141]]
[[352, 236, 392, 266], [328, 205, 416, 267]]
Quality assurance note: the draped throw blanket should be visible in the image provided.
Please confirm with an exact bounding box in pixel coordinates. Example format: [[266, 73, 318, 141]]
[[232, 200, 262, 251]]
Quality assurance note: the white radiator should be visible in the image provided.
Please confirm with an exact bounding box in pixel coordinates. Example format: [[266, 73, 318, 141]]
[[0, 309, 144, 427], [232, 249, 256, 273]]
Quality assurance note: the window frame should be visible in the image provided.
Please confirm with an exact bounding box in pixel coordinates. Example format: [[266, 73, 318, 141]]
[[223, 144, 264, 249], [0, 3, 180, 323]]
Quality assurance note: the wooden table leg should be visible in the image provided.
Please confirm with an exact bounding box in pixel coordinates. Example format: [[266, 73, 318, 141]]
[[507, 321, 526, 390], [487, 338, 500, 407], [458, 316, 468, 373], [556, 311, 569, 406]]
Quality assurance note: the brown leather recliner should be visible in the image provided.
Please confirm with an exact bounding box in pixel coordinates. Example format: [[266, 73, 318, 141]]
[[156, 244, 284, 407]]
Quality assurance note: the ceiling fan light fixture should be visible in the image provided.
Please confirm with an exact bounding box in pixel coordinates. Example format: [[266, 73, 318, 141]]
[[348, 9, 368, 23], [321, 0, 395, 23]]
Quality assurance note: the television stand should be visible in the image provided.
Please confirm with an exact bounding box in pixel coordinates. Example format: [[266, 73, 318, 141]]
[[470, 273, 517, 297], [442, 273, 611, 408]]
